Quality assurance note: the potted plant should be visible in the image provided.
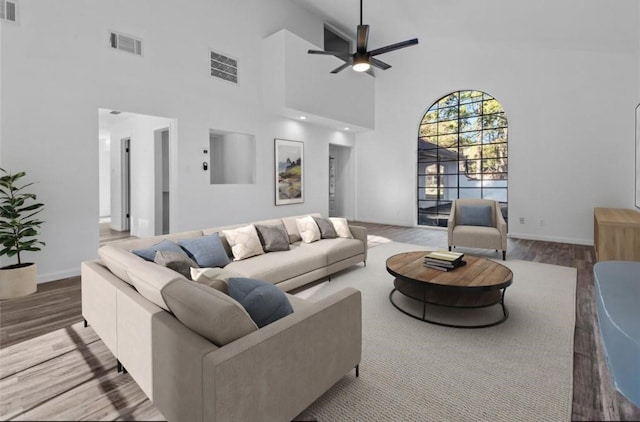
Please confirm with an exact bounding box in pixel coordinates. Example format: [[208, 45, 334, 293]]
[[0, 168, 45, 299]]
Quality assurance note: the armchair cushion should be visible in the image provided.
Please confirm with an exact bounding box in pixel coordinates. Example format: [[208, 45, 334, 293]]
[[459, 204, 493, 227]]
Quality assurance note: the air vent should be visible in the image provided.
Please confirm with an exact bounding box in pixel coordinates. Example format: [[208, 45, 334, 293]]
[[110, 32, 143, 56], [210, 50, 238, 84], [0, 0, 17, 22]]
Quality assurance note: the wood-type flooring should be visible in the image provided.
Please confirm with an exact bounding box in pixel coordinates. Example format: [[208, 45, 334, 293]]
[[1, 222, 638, 421]]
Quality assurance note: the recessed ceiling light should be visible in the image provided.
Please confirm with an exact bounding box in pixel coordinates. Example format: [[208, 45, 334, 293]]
[[343, 127, 350, 131], [299, 116, 307, 120], [109, 110, 121, 115]]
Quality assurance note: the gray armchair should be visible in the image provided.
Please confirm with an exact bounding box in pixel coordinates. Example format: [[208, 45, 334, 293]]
[[447, 199, 507, 260]]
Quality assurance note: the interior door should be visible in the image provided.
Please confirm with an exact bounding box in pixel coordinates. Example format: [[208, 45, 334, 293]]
[[122, 137, 131, 231]]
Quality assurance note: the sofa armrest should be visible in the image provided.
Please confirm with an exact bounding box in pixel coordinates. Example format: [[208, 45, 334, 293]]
[[202, 287, 362, 422], [149, 311, 219, 422], [447, 206, 457, 245], [348, 224, 368, 261], [495, 206, 507, 250]]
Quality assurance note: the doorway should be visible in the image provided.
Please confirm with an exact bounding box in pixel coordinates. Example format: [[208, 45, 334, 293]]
[[328, 144, 353, 218], [155, 128, 170, 235], [121, 137, 131, 231], [98, 108, 176, 239]]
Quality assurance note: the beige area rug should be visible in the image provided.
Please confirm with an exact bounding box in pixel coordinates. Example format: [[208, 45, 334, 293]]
[[296, 241, 577, 421], [0, 242, 576, 421]]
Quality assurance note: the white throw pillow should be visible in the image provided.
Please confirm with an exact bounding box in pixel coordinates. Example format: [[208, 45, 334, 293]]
[[296, 216, 321, 243], [221, 225, 265, 261], [330, 217, 353, 239], [191, 267, 241, 283]]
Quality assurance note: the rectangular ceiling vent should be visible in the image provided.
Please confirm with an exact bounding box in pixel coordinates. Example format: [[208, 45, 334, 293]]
[[110, 31, 143, 56], [0, 0, 17, 22], [210, 50, 238, 85]]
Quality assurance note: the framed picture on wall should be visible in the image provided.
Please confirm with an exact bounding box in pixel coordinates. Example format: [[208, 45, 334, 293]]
[[275, 139, 304, 205], [636, 104, 640, 209]]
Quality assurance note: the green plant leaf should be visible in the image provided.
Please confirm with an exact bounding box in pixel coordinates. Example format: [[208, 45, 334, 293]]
[[0, 169, 45, 264]]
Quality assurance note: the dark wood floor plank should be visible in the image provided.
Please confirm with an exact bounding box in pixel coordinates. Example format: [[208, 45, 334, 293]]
[[0, 277, 83, 349]]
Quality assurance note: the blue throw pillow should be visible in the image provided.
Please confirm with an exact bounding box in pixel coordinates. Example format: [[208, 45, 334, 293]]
[[459, 204, 493, 227], [178, 234, 230, 268], [132, 239, 186, 261], [227, 277, 294, 328]]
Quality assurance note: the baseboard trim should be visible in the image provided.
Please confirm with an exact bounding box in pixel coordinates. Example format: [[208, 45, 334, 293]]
[[508, 232, 593, 246], [37, 268, 80, 284], [353, 217, 413, 227]]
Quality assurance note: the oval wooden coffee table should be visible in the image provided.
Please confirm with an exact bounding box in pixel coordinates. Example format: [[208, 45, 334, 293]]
[[386, 251, 513, 328]]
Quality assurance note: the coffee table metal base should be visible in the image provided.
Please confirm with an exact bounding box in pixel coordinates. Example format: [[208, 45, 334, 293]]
[[389, 278, 509, 329]]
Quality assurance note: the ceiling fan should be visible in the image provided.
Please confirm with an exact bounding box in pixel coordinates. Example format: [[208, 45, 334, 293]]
[[308, 0, 418, 76]]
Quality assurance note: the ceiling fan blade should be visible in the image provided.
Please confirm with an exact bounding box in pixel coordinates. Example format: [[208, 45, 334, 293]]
[[330, 62, 352, 74], [370, 57, 391, 70], [308, 49, 353, 60], [365, 67, 376, 77], [368, 38, 419, 57], [357, 25, 369, 53]]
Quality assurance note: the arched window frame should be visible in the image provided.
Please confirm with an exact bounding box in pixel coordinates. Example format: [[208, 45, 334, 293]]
[[417, 90, 508, 227]]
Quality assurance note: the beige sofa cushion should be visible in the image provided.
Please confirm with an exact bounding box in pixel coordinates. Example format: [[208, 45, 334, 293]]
[[160, 278, 258, 347], [99, 244, 148, 285], [300, 238, 365, 265], [225, 244, 326, 284], [451, 225, 503, 250], [98, 230, 203, 285], [127, 260, 187, 311]]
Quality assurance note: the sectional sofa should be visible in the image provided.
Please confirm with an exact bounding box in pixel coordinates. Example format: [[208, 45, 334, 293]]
[[81, 213, 367, 422]]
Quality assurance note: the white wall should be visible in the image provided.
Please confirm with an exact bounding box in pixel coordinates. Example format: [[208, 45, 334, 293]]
[[356, 25, 639, 245], [0, 0, 355, 281]]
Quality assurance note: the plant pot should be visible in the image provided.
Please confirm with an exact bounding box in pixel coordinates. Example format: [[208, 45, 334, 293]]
[[0, 263, 37, 300]]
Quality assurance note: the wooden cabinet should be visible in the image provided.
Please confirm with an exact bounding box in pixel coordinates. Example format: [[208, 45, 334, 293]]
[[594, 208, 640, 262]]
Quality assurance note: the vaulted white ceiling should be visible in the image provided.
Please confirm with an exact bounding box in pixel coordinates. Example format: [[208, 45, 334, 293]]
[[295, 0, 639, 54]]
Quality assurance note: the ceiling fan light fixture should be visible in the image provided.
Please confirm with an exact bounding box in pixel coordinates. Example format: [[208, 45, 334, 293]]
[[352, 56, 370, 72], [307, 0, 417, 76]]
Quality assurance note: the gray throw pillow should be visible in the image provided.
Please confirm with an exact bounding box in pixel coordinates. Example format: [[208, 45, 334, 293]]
[[161, 279, 258, 347], [132, 239, 186, 262], [227, 277, 294, 328], [255, 223, 290, 252], [154, 250, 198, 280], [459, 204, 493, 227], [178, 234, 230, 268], [312, 216, 337, 239]]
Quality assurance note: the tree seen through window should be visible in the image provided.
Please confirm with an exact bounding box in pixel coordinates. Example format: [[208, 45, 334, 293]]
[[417, 90, 508, 227]]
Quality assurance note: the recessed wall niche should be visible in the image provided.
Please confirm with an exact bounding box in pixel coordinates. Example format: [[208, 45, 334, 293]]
[[209, 130, 256, 184]]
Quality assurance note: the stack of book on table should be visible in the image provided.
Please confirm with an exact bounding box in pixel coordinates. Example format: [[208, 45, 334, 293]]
[[424, 250, 466, 271]]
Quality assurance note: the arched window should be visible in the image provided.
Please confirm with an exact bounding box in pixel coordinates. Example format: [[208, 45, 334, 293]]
[[417, 90, 508, 227]]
